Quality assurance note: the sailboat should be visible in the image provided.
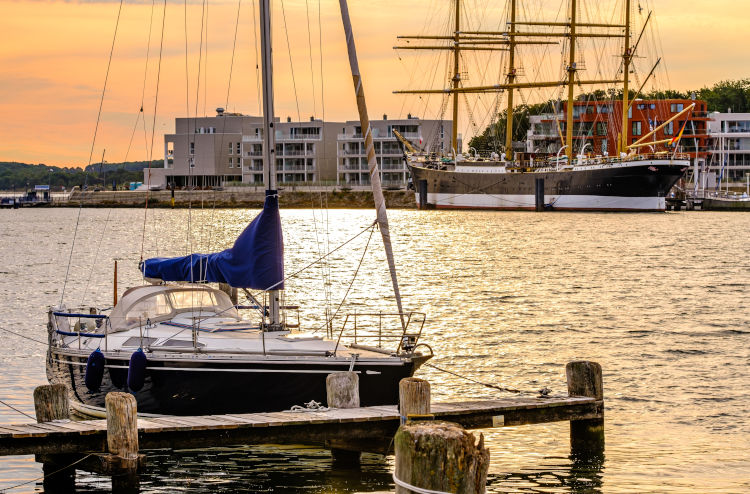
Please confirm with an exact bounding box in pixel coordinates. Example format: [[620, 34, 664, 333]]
[[395, 0, 691, 211], [45, 0, 431, 416]]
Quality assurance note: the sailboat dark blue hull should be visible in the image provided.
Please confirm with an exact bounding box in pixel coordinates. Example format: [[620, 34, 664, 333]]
[[47, 348, 427, 416]]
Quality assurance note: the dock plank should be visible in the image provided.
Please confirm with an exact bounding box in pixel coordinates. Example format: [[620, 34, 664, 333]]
[[0, 396, 602, 457]]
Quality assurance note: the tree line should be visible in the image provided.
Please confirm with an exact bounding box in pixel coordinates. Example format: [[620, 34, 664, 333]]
[[468, 78, 750, 152], [0, 161, 161, 191]]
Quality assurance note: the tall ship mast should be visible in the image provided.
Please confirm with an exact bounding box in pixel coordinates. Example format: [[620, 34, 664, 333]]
[[394, 0, 693, 211]]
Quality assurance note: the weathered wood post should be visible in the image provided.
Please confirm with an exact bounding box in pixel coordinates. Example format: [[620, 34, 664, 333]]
[[566, 361, 605, 462], [106, 392, 140, 493], [326, 371, 361, 466], [399, 377, 431, 420], [394, 421, 489, 494], [34, 384, 75, 492], [34, 383, 69, 423]]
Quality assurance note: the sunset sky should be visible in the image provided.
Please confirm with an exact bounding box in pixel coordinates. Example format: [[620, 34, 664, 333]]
[[1, 0, 748, 167]]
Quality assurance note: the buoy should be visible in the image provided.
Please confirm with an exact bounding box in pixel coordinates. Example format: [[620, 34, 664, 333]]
[[84, 349, 105, 392], [127, 348, 148, 392]]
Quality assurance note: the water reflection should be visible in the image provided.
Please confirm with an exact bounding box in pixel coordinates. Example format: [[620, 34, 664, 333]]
[[0, 208, 749, 492]]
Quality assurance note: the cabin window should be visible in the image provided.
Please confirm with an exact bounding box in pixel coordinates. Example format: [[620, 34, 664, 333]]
[[125, 294, 171, 326], [169, 290, 217, 310]]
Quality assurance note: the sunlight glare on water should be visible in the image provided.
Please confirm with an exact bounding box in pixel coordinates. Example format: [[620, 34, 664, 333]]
[[0, 207, 748, 492]]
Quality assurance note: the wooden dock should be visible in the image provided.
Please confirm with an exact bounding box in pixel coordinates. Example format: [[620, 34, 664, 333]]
[[0, 361, 605, 493], [0, 395, 600, 457]]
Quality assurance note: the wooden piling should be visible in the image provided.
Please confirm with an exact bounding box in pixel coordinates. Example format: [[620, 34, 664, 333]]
[[394, 421, 489, 494], [34, 384, 75, 491], [34, 383, 69, 423], [105, 392, 141, 492], [326, 371, 361, 465], [566, 361, 605, 461], [399, 377, 431, 419]]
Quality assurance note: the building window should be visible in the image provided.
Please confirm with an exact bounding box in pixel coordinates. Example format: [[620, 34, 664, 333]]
[[601, 139, 608, 154], [189, 157, 195, 168], [670, 103, 684, 113], [665, 122, 674, 135], [228, 142, 233, 154], [628, 107, 632, 119], [228, 158, 233, 168], [236, 142, 241, 154], [189, 142, 195, 155], [596, 122, 607, 136], [632, 121, 642, 136]]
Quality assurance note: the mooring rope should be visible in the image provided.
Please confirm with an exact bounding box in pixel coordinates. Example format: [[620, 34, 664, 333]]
[[425, 362, 521, 394], [0, 398, 35, 421], [392, 472, 452, 494], [0, 326, 47, 346], [0, 454, 95, 493]]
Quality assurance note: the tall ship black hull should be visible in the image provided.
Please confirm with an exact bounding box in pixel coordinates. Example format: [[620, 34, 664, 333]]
[[409, 158, 688, 211]]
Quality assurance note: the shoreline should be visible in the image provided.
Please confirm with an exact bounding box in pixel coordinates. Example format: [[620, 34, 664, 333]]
[[2, 188, 417, 209]]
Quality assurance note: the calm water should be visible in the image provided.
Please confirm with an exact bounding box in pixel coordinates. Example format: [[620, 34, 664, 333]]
[[0, 207, 748, 493]]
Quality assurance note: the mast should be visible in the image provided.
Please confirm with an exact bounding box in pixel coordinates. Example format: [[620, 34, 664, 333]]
[[451, 0, 461, 154], [259, 0, 281, 328], [621, 0, 631, 155], [339, 0, 406, 330], [505, 0, 516, 159], [565, 0, 577, 162]]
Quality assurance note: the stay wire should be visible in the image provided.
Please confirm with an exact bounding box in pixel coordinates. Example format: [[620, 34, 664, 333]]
[[140, 0, 167, 265], [280, 0, 301, 121], [61, 0, 124, 307]]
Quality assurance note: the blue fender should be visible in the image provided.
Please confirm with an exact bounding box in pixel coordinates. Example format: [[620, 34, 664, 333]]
[[127, 348, 148, 392], [84, 349, 105, 392]]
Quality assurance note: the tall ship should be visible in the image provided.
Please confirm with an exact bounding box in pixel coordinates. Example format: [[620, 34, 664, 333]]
[[394, 0, 692, 211]]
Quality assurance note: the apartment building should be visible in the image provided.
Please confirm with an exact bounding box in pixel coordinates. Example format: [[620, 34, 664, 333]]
[[336, 115, 451, 187], [526, 99, 710, 165], [147, 109, 449, 189], [706, 112, 750, 186]]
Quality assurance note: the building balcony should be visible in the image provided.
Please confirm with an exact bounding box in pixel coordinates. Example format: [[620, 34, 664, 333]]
[[242, 135, 263, 142]]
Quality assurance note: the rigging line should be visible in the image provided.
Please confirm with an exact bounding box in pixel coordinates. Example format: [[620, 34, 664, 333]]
[[123, 109, 142, 163], [425, 362, 520, 393], [0, 326, 47, 345], [0, 398, 35, 421], [79, 207, 114, 306], [305, 0, 316, 117], [0, 454, 95, 493], [251, 0, 261, 115], [280, 0, 302, 122], [252, 220, 377, 295], [310, 223, 376, 334], [140, 0, 168, 266], [61, 0, 124, 307], [317, 0, 325, 122]]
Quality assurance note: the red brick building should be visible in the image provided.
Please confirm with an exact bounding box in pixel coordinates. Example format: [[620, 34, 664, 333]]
[[527, 99, 710, 161]]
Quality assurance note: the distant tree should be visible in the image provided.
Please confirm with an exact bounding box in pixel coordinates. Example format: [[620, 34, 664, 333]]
[[696, 79, 750, 113]]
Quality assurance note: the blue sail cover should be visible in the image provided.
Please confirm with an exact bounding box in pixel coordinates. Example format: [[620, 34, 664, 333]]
[[142, 191, 284, 289]]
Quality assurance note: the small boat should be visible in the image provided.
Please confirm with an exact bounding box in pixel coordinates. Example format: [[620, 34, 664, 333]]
[[46, 0, 431, 416], [701, 194, 750, 211]]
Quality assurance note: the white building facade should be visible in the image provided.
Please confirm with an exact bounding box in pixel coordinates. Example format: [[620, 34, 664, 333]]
[[706, 112, 750, 187], [147, 110, 449, 189]]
